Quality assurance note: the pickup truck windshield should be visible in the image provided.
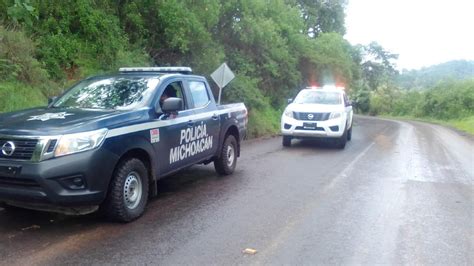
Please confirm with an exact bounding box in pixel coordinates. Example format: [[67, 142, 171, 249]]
[[294, 90, 342, 105], [53, 77, 160, 110]]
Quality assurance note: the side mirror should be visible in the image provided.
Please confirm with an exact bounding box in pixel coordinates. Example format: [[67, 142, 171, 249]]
[[287, 98, 293, 104], [48, 96, 58, 106], [160, 97, 184, 113]]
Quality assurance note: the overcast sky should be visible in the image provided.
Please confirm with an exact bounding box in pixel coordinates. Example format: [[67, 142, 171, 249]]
[[345, 0, 474, 70]]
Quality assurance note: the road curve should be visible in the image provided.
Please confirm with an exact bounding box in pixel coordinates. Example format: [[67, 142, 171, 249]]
[[0, 115, 472, 265]]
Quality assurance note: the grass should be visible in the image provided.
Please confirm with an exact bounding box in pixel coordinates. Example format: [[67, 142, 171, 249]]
[[247, 107, 281, 138], [448, 116, 474, 135], [381, 114, 474, 136], [0, 82, 47, 113]]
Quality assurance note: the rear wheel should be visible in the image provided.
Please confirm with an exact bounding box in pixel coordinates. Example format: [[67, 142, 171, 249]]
[[282, 136, 292, 147], [101, 158, 149, 222], [214, 135, 238, 175]]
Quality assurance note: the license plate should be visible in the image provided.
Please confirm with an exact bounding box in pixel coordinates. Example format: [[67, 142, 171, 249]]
[[303, 122, 317, 129], [0, 165, 21, 177]]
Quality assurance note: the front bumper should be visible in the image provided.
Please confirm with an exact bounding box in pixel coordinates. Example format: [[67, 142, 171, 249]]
[[0, 147, 119, 208], [281, 115, 345, 138]]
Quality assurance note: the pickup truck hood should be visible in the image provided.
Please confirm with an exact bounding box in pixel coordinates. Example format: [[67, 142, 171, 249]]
[[0, 107, 145, 136], [287, 103, 344, 113]]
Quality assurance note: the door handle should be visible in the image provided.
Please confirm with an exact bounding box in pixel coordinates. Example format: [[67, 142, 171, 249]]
[[187, 120, 194, 127], [212, 114, 219, 120]]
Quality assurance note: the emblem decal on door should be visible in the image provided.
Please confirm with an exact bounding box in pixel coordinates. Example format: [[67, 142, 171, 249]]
[[150, 129, 160, 143]]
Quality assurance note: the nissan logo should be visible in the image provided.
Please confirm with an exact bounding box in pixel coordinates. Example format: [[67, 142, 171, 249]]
[[307, 114, 314, 120], [1, 141, 16, 157]]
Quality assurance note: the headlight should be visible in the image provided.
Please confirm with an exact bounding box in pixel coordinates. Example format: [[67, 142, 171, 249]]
[[284, 109, 294, 118], [54, 129, 108, 157], [329, 112, 342, 119]]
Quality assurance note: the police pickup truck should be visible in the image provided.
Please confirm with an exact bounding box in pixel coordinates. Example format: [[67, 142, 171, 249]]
[[0, 67, 247, 222]]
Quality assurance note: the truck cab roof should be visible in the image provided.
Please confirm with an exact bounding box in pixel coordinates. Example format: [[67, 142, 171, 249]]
[[83, 66, 201, 80]]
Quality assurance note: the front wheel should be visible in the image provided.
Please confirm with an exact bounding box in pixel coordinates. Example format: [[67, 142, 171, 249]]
[[214, 135, 238, 175], [101, 158, 149, 222], [347, 125, 352, 141], [282, 136, 292, 147]]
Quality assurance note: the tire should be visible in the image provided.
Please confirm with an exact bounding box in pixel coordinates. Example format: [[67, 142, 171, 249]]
[[101, 158, 149, 222], [335, 127, 347, 149], [214, 135, 238, 175], [347, 125, 352, 141], [282, 136, 292, 147]]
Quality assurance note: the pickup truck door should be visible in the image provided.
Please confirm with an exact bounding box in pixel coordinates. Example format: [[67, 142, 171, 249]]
[[151, 79, 197, 175], [183, 79, 220, 161]]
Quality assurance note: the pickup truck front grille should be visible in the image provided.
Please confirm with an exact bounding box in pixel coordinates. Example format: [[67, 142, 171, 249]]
[[294, 112, 330, 121], [295, 126, 325, 131], [0, 139, 38, 161]]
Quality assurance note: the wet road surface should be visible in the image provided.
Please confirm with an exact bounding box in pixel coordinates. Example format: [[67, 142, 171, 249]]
[[0, 116, 472, 265]]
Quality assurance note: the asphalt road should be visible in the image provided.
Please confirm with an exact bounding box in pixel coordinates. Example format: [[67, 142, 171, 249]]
[[0, 116, 472, 265]]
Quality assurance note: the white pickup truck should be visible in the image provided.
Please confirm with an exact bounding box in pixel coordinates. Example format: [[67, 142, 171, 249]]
[[281, 87, 353, 149]]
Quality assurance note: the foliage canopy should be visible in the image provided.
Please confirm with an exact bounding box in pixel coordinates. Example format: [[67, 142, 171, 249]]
[[2, 0, 471, 136]]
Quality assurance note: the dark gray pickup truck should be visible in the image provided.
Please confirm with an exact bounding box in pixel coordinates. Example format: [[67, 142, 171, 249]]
[[0, 67, 247, 222]]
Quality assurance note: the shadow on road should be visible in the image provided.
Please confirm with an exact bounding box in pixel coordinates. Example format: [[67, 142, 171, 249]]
[[0, 165, 226, 235], [290, 138, 342, 150]]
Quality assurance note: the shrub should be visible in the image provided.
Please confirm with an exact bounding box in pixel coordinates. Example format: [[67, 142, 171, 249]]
[[0, 82, 46, 113], [0, 26, 49, 85]]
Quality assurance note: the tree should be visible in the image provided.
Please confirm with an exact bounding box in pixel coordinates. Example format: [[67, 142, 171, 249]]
[[1, 0, 37, 27], [293, 0, 347, 37], [360, 42, 399, 91]]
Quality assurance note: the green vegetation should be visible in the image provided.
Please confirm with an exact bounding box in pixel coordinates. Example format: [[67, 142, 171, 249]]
[[449, 116, 474, 135], [389, 61, 474, 135], [0, 82, 46, 113], [0, 0, 353, 138], [383, 115, 474, 136], [1, 0, 472, 137], [348, 42, 474, 136], [372, 79, 474, 135], [398, 60, 474, 90]]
